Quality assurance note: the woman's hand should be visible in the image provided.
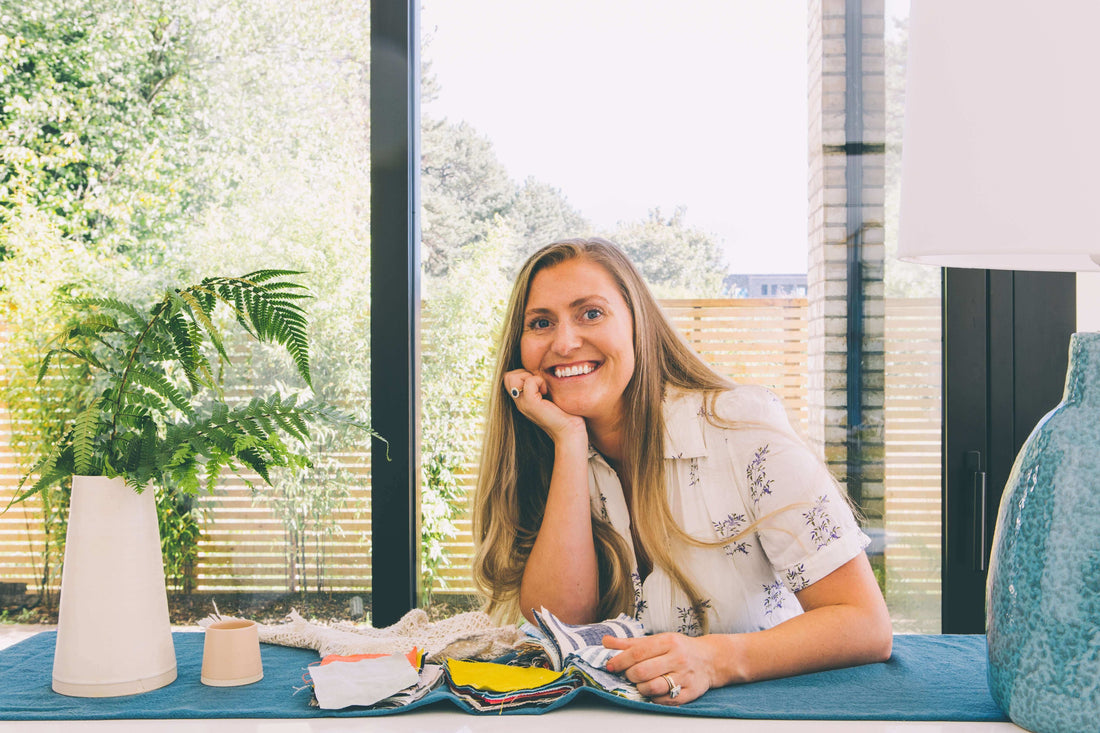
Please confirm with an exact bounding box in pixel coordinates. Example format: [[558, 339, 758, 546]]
[[602, 632, 719, 706], [508, 367, 599, 623], [503, 368, 586, 444], [604, 556, 891, 699]]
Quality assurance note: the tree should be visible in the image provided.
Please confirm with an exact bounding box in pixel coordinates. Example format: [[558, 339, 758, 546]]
[[1, 0, 376, 601], [0, 0, 202, 267], [612, 206, 728, 297], [166, 0, 374, 591], [504, 177, 590, 274], [419, 220, 513, 599], [421, 118, 516, 277], [1, 0, 205, 603]]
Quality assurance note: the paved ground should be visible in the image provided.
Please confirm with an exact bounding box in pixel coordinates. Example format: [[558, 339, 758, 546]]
[[1, 623, 206, 651], [0, 623, 52, 650]]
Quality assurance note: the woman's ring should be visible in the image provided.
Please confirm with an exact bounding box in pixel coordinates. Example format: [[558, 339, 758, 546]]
[[661, 673, 681, 699], [509, 387, 520, 399]]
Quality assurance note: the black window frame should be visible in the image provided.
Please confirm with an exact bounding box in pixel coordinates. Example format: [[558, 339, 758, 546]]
[[370, 0, 421, 627], [369, 0, 1078, 633]]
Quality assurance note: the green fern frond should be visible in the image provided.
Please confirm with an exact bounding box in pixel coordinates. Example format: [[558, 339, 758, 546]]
[[193, 274, 314, 387], [126, 366, 192, 416], [130, 420, 159, 488], [120, 388, 170, 415], [57, 347, 110, 372], [192, 279, 256, 339], [203, 455, 225, 494], [246, 399, 279, 435], [269, 411, 307, 443], [240, 269, 305, 284], [112, 406, 154, 431], [164, 312, 201, 392], [35, 350, 56, 384], [167, 442, 194, 468], [72, 312, 122, 333], [138, 333, 184, 363], [177, 289, 229, 364], [118, 416, 157, 481], [11, 271, 377, 506], [235, 445, 272, 484], [238, 415, 269, 441], [5, 443, 74, 511], [72, 402, 101, 475], [65, 296, 149, 328]]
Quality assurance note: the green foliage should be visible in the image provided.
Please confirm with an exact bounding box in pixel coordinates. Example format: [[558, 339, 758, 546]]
[[421, 119, 517, 277], [168, 0, 375, 577], [0, 0, 203, 263], [0, 202, 107, 601], [420, 225, 511, 599], [7, 270, 372, 509], [260, 433, 361, 595], [611, 207, 728, 297], [157, 485, 202, 594]]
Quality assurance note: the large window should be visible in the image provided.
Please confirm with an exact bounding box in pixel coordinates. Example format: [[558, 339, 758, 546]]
[[0, 0, 371, 624], [4, 0, 1001, 635], [416, 0, 943, 632]]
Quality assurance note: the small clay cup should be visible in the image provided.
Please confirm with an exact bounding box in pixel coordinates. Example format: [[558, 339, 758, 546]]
[[200, 619, 263, 687]]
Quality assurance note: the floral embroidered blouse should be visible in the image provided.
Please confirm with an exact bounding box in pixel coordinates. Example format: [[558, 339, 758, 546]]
[[587, 385, 870, 636]]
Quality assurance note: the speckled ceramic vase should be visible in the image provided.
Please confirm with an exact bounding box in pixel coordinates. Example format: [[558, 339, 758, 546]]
[[986, 332, 1100, 733]]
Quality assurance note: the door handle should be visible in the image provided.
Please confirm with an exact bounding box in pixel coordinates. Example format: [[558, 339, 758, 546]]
[[966, 451, 987, 572]]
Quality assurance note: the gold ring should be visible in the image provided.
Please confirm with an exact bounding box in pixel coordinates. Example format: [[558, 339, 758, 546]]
[[661, 673, 681, 699]]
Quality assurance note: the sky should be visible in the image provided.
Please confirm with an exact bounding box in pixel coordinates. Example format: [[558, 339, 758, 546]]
[[420, 1, 810, 274]]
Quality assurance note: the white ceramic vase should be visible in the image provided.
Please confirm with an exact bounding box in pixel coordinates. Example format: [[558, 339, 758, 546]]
[[52, 475, 177, 697]]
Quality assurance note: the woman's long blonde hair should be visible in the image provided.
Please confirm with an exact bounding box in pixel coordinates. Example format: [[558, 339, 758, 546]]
[[472, 238, 743, 626]]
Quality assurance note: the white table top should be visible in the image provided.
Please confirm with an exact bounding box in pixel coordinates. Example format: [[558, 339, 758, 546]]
[[0, 708, 1025, 733]]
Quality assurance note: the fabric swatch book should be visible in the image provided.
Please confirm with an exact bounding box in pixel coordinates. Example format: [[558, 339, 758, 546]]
[[445, 607, 647, 711], [306, 607, 647, 711]]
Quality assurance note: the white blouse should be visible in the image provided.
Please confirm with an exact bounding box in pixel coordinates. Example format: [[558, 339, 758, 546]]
[[587, 385, 870, 635]]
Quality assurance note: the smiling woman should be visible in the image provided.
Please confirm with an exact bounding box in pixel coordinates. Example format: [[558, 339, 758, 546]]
[[517, 258, 636, 438], [472, 238, 892, 706]]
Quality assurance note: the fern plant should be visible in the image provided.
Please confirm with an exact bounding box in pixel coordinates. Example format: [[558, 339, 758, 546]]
[[7, 270, 370, 506]]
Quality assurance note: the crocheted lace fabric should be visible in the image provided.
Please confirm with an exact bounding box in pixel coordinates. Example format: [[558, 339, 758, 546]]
[[233, 608, 524, 663]]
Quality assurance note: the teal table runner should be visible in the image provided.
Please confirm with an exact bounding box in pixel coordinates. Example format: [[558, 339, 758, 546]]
[[0, 632, 1008, 721]]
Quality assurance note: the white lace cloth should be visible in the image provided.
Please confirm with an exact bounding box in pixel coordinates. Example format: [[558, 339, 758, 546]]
[[202, 608, 524, 663]]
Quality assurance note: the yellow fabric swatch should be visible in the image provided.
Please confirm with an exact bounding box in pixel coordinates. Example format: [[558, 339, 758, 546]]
[[446, 659, 563, 692]]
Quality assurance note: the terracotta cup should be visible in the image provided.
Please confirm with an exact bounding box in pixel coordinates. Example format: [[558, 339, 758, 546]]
[[200, 619, 263, 687]]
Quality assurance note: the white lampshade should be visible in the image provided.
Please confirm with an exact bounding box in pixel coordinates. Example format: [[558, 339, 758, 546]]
[[898, 1, 1100, 272]]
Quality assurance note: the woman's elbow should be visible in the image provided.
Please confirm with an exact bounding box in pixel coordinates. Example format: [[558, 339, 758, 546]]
[[867, 609, 893, 662]]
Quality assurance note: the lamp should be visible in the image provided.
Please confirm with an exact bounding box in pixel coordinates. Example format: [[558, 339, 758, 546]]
[[899, 3, 1100, 732]]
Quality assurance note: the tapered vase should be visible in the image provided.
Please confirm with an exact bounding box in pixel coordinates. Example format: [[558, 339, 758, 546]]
[[986, 333, 1100, 732], [52, 475, 177, 697]]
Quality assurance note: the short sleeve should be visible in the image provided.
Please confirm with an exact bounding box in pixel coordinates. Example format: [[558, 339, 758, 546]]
[[715, 386, 871, 593]]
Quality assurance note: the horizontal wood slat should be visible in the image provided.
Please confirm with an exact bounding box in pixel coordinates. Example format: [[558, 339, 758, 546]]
[[1, 298, 941, 615]]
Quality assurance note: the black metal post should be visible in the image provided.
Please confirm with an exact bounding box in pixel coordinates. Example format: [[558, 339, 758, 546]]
[[370, 0, 421, 626]]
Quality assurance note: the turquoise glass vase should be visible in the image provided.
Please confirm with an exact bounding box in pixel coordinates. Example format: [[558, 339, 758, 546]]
[[986, 332, 1100, 732]]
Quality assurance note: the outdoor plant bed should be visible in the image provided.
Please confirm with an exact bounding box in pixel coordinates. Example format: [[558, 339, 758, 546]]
[[1, 591, 485, 627]]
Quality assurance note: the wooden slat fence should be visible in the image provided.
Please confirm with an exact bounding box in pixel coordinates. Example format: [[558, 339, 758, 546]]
[[882, 298, 942, 629], [0, 299, 941, 626]]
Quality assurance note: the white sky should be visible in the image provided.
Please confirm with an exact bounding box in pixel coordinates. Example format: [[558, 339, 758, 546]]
[[421, 1, 810, 274]]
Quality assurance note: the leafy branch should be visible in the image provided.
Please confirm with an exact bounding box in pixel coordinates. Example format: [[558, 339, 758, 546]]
[[7, 271, 374, 509]]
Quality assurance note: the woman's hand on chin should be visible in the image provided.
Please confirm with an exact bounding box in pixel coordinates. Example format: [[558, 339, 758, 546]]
[[504, 368, 586, 444]]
